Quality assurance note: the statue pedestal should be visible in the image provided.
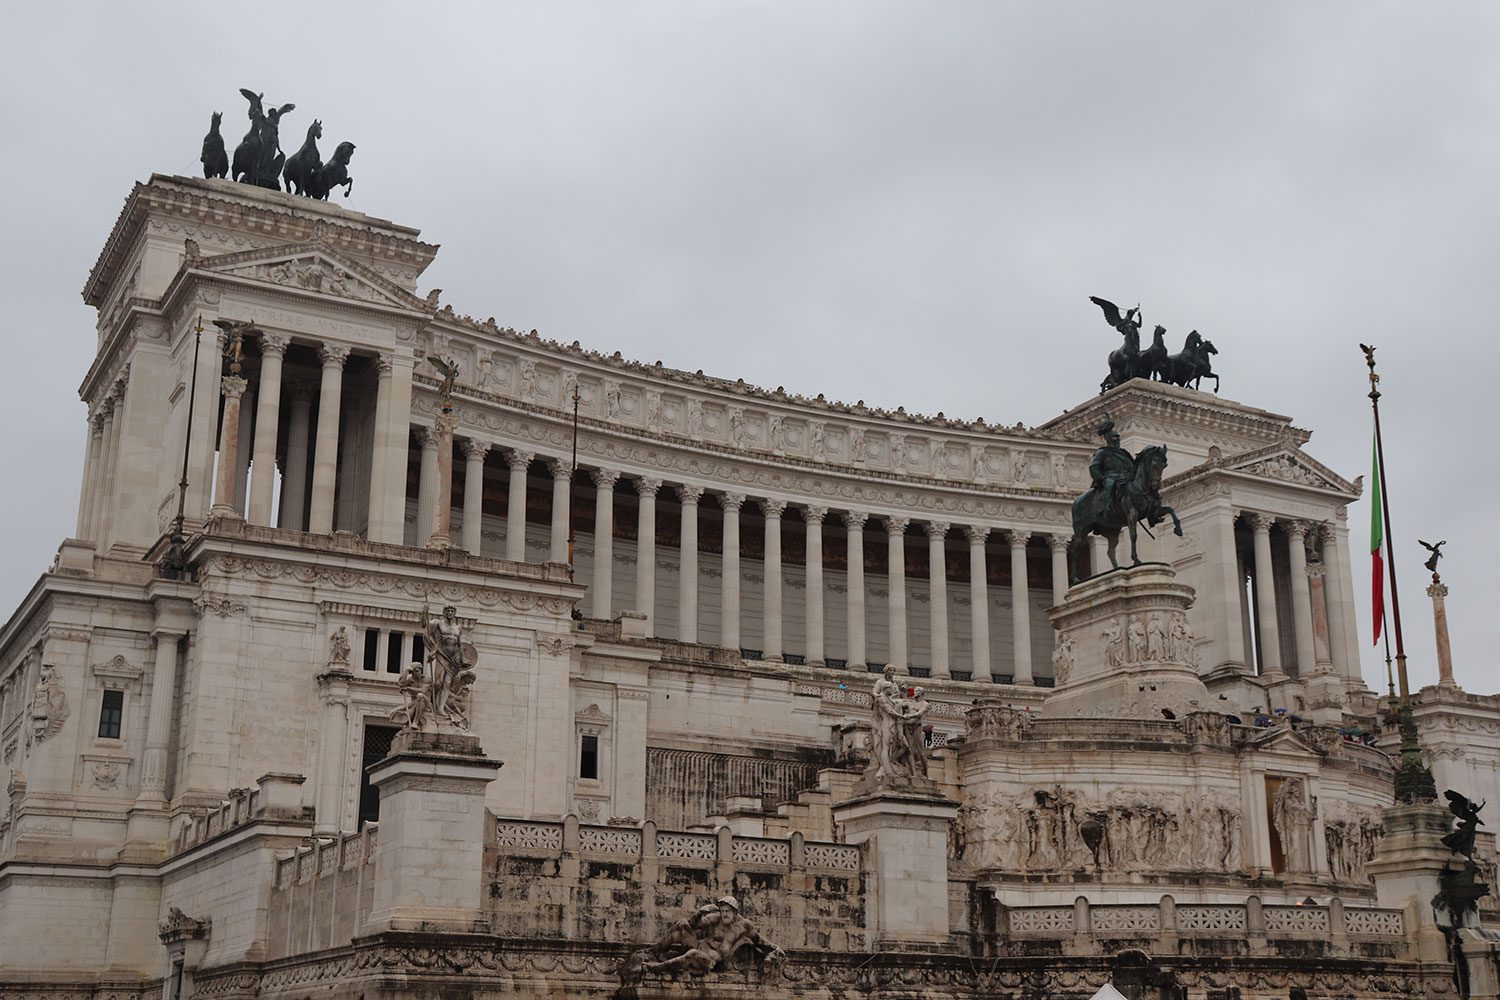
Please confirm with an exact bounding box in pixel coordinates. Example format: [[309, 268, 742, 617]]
[[833, 788, 958, 950], [1460, 929, 1500, 1000], [1367, 802, 1453, 963], [1041, 563, 1210, 720], [364, 728, 501, 934]]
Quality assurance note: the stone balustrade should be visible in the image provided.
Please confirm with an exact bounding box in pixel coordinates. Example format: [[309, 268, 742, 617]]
[[169, 773, 309, 857], [991, 895, 1406, 959]]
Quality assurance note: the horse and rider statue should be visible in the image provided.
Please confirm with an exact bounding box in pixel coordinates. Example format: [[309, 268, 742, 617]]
[[1091, 295, 1219, 394], [1068, 416, 1182, 584], [199, 88, 357, 200]]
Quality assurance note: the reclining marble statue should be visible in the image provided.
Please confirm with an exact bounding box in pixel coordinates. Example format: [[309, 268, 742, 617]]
[[618, 895, 783, 988]]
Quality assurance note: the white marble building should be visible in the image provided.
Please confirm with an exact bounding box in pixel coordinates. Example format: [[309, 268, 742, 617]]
[[0, 174, 1479, 995]]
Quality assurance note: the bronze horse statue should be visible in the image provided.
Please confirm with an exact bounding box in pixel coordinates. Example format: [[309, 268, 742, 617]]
[[308, 141, 355, 200], [201, 112, 228, 179], [1161, 331, 1219, 391], [1068, 444, 1182, 583], [282, 120, 322, 196], [1138, 324, 1168, 382]]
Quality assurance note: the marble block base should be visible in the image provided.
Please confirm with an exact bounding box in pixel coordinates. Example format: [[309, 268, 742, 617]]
[[1368, 802, 1453, 963], [364, 728, 502, 934], [1042, 563, 1210, 720], [833, 788, 958, 949]]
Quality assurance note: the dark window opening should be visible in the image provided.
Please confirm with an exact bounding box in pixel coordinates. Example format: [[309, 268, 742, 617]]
[[386, 630, 404, 673], [98, 689, 123, 739], [362, 629, 380, 671], [411, 633, 425, 664], [358, 722, 400, 828], [579, 733, 599, 780]]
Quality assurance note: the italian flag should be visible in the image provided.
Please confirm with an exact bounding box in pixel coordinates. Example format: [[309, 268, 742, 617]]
[[1370, 433, 1384, 645]]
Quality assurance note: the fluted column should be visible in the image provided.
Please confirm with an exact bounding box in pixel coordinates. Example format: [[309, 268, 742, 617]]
[[78, 413, 105, 540], [233, 386, 255, 513], [506, 449, 534, 561], [135, 628, 185, 807], [461, 438, 490, 555], [1248, 514, 1283, 676], [884, 518, 909, 670], [210, 375, 249, 517], [720, 493, 745, 651], [804, 507, 827, 666], [1048, 533, 1070, 606], [635, 478, 661, 628], [247, 334, 288, 525], [307, 344, 349, 534], [278, 383, 314, 530], [93, 399, 121, 543], [1285, 521, 1317, 677], [549, 459, 572, 563], [415, 428, 438, 544], [1204, 502, 1248, 672], [364, 353, 393, 539], [676, 485, 703, 641], [1008, 530, 1033, 684], [967, 525, 991, 680], [428, 414, 458, 548], [844, 511, 868, 670], [760, 499, 786, 661], [927, 522, 951, 678], [1322, 518, 1360, 685], [592, 470, 621, 619]]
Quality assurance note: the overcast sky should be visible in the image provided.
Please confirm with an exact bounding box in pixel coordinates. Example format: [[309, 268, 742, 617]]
[[2, 2, 1495, 694]]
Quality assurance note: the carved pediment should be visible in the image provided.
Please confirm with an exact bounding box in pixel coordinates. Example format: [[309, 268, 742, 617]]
[[1250, 725, 1327, 758], [1226, 446, 1356, 495], [191, 240, 430, 312], [575, 703, 612, 725]]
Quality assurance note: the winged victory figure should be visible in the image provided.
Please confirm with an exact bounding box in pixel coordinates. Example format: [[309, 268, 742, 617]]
[[1090, 295, 1142, 338], [1419, 539, 1446, 574], [427, 355, 460, 409]]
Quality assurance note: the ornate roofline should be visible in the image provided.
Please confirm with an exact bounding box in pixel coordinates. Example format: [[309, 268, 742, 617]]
[[1042, 379, 1310, 448]]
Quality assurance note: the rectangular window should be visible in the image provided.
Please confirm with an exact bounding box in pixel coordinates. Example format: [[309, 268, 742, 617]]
[[411, 633, 425, 664], [98, 689, 124, 739], [362, 629, 380, 671], [386, 630, 404, 673], [579, 733, 599, 780]]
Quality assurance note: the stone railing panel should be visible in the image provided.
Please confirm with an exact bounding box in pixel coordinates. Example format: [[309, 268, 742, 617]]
[[1264, 905, 1330, 933], [732, 836, 790, 868], [494, 820, 563, 854], [802, 842, 861, 872], [655, 831, 716, 861], [1090, 905, 1160, 933], [1345, 907, 1404, 936], [579, 825, 642, 858], [1176, 904, 1247, 932], [1009, 906, 1075, 934]]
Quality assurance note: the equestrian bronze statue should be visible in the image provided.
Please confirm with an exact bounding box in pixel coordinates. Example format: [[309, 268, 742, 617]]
[[1068, 418, 1183, 583]]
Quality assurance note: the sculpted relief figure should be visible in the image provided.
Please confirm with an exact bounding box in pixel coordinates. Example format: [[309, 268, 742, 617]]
[[29, 663, 68, 745], [849, 426, 866, 463], [1146, 614, 1167, 660], [329, 626, 351, 666], [1103, 619, 1125, 669], [1128, 617, 1148, 663], [619, 896, 783, 987], [1273, 778, 1318, 874], [1051, 634, 1076, 686]]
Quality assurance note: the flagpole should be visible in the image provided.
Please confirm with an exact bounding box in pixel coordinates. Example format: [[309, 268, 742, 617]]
[[1361, 344, 1435, 804]]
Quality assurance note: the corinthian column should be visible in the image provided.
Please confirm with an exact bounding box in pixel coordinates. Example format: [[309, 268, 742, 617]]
[[677, 485, 703, 642], [135, 628, 185, 807], [720, 493, 744, 651], [1048, 533, 1070, 606], [428, 413, 458, 548], [247, 333, 288, 526], [415, 428, 437, 543], [884, 517, 909, 670], [1008, 530, 1033, 684], [364, 353, 393, 539], [307, 344, 349, 534], [1285, 521, 1317, 676], [506, 449, 534, 561], [210, 375, 249, 517], [844, 511, 868, 670], [927, 522, 952, 679], [78, 412, 105, 540], [804, 507, 827, 666], [461, 438, 490, 555], [592, 470, 620, 619], [760, 499, 786, 661], [1429, 580, 1456, 687], [278, 383, 313, 531], [549, 459, 571, 564], [1248, 514, 1283, 675], [93, 398, 120, 542], [635, 478, 661, 629], [967, 525, 991, 680]]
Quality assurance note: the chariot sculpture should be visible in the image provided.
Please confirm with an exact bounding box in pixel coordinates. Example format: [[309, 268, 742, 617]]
[[1091, 295, 1219, 393]]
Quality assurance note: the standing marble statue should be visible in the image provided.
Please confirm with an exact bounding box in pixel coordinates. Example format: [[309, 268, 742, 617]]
[[391, 604, 478, 733], [870, 665, 932, 787], [1273, 777, 1318, 873]]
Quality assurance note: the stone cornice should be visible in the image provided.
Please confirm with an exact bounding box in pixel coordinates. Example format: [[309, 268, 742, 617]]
[[1043, 379, 1309, 448]]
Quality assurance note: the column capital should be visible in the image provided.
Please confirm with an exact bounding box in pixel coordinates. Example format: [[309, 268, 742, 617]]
[[635, 477, 663, 497], [803, 505, 828, 525], [415, 426, 438, 450], [318, 343, 351, 368], [1427, 581, 1449, 600], [719, 492, 745, 513], [965, 524, 990, 545], [1246, 512, 1275, 533], [758, 498, 787, 519], [110, 377, 129, 402], [591, 468, 622, 490], [1006, 528, 1032, 548], [507, 448, 534, 470], [462, 438, 491, 462], [220, 375, 248, 400], [433, 411, 459, 436], [675, 483, 704, 505], [841, 509, 868, 530], [1047, 531, 1070, 552], [925, 521, 950, 540], [1284, 519, 1310, 538], [373, 352, 395, 376], [90, 410, 108, 432], [883, 516, 910, 537], [260, 333, 290, 357], [548, 458, 572, 481]]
